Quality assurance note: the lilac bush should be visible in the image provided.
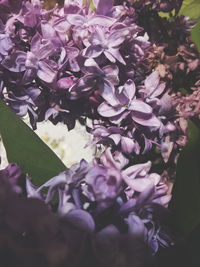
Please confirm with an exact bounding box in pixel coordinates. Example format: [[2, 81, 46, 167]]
[[0, 0, 199, 266]]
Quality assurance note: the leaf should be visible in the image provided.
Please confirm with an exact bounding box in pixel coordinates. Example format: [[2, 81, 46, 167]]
[[0, 100, 66, 185], [170, 120, 200, 236], [179, 0, 200, 20], [191, 20, 200, 51]]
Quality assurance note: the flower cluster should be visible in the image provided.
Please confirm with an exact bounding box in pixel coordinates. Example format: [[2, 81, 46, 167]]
[[0, 0, 175, 142], [0, 0, 199, 265], [0, 155, 174, 266]]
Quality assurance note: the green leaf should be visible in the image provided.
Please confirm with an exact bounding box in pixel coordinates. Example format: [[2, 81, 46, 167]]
[[170, 120, 200, 236], [191, 20, 200, 51], [0, 100, 66, 185], [179, 0, 200, 20]]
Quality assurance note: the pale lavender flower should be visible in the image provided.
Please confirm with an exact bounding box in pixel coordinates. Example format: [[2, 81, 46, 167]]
[[98, 79, 162, 129], [83, 26, 128, 65]]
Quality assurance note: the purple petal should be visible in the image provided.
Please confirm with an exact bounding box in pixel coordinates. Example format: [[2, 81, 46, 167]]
[[148, 173, 161, 185], [109, 133, 121, 145], [100, 147, 128, 169], [150, 82, 166, 98], [153, 195, 171, 205], [98, 102, 125, 117], [98, 80, 120, 106], [136, 185, 155, 207], [132, 113, 161, 128], [37, 60, 57, 83], [67, 47, 79, 60], [88, 15, 116, 27], [104, 50, 116, 63], [30, 32, 42, 54], [123, 162, 151, 179], [24, 12, 37, 28], [127, 214, 146, 237], [89, 27, 105, 45], [129, 99, 152, 115], [53, 18, 71, 33], [41, 21, 57, 40], [45, 108, 59, 120], [117, 80, 135, 105], [108, 48, 126, 65], [26, 177, 42, 199], [67, 14, 85, 26], [57, 77, 74, 89], [121, 136, 136, 154], [57, 190, 75, 216], [25, 51, 39, 69], [0, 34, 13, 55], [96, 0, 113, 16], [109, 110, 130, 124], [98, 225, 119, 235], [38, 41, 55, 59], [108, 28, 129, 47], [2, 51, 26, 72], [12, 104, 28, 116], [65, 209, 95, 232], [21, 69, 37, 84], [127, 178, 153, 192], [103, 65, 119, 85], [83, 45, 103, 58], [130, 100, 161, 128], [144, 71, 159, 93]]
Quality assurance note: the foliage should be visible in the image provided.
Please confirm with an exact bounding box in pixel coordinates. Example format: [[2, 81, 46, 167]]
[[170, 120, 200, 235], [0, 100, 66, 185]]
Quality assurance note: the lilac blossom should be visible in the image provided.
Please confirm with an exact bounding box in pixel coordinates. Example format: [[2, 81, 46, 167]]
[[90, 122, 141, 154], [0, 0, 196, 264], [83, 26, 128, 65], [69, 58, 119, 103], [21, 151, 173, 254], [2, 33, 57, 83], [98, 78, 162, 128]]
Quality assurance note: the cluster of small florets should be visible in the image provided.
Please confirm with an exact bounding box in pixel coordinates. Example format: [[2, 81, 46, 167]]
[[0, 0, 198, 265], [0, 153, 173, 266]]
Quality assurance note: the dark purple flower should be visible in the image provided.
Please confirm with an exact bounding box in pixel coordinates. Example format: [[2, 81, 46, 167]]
[[0, 163, 22, 194]]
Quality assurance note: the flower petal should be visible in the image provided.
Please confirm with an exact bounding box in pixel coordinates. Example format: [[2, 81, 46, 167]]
[[83, 45, 103, 58], [67, 14, 85, 26], [98, 80, 120, 106], [121, 136, 136, 154], [145, 71, 160, 93], [65, 209, 95, 232], [98, 102, 125, 117], [88, 15, 116, 27], [108, 48, 126, 65], [2, 51, 26, 72], [37, 60, 57, 83]]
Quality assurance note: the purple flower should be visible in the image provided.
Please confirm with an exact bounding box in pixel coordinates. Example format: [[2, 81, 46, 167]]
[[83, 164, 122, 204], [91, 122, 141, 154], [24, 33, 58, 83], [98, 79, 162, 129], [83, 26, 128, 65], [99, 147, 128, 170], [68, 58, 119, 103], [2, 32, 57, 84], [0, 163, 22, 194], [122, 161, 171, 206], [67, 13, 116, 28], [0, 33, 13, 57]]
